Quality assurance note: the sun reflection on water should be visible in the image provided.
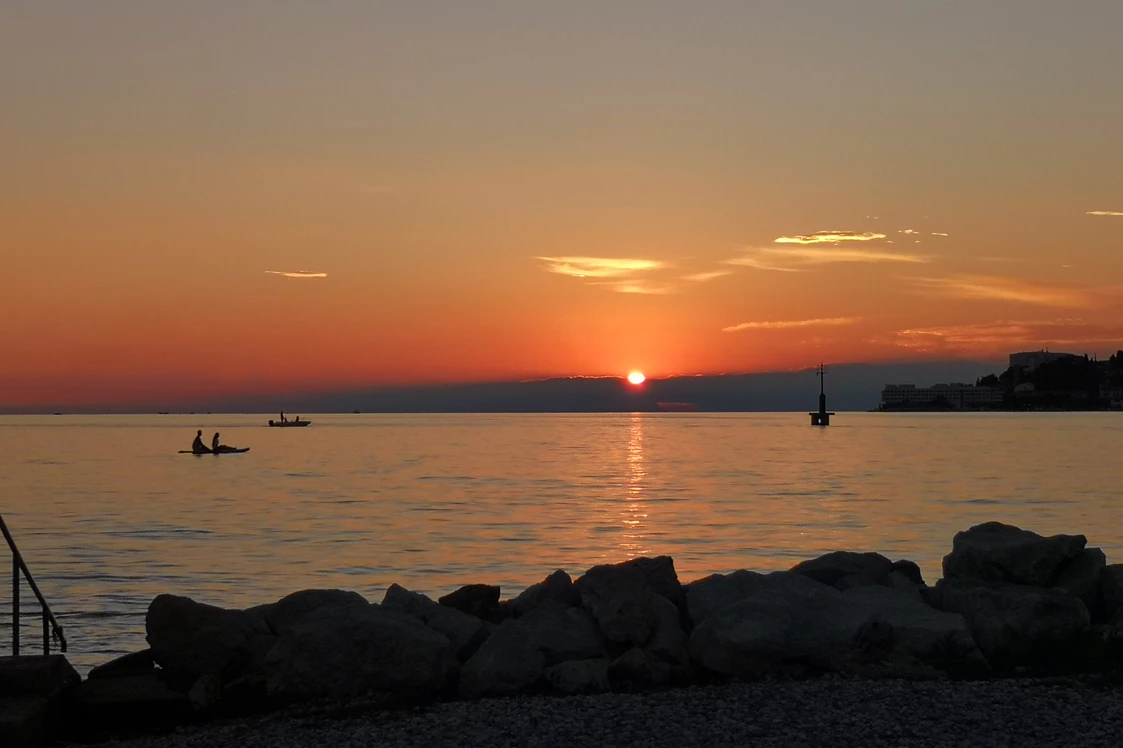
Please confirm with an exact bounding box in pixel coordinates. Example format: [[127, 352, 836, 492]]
[[620, 414, 651, 558]]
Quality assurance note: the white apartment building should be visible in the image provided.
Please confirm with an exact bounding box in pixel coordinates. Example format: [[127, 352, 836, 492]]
[[881, 383, 1005, 407], [1008, 350, 1080, 372]]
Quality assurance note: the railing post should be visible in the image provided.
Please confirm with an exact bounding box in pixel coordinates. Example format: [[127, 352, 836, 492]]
[[12, 551, 19, 656], [43, 611, 50, 654]]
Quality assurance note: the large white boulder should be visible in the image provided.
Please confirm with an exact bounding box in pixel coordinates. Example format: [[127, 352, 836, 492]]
[[517, 603, 607, 665], [790, 551, 894, 589], [262, 605, 458, 700], [258, 589, 370, 636], [685, 570, 834, 628], [511, 570, 581, 617], [931, 579, 1091, 670], [146, 595, 274, 683], [942, 522, 1086, 587], [459, 619, 545, 698], [576, 557, 683, 646], [381, 584, 491, 660]]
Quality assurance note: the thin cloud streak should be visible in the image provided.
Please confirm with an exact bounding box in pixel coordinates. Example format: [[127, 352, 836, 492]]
[[723, 255, 804, 272], [537, 256, 665, 278], [722, 317, 861, 333], [726, 245, 928, 272], [1087, 211, 1123, 217], [906, 275, 1090, 308], [683, 270, 733, 282], [774, 231, 887, 245], [761, 246, 930, 264], [592, 281, 677, 295], [890, 318, 1123, 353], [265, 270, 327, 279]]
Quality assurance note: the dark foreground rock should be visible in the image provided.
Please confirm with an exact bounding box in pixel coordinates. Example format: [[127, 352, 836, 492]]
[[57, 521, 1123, 744], [80, 677, 1123, 748], [263, 605, 459, 701]]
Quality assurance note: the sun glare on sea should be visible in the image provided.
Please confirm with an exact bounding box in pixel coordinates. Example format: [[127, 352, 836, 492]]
[[627, 371, 646, 385]]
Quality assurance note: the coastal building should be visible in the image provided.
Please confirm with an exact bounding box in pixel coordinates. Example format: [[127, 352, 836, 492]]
[[880, 383, 1004, 408], [1008, 350, 1080, 372], [1101, 385, 1123, 409]]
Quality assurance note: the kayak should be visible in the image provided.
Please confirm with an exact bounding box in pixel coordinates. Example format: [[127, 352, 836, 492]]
[[268, 420, 310, 427], [178, 448, 250, 454]]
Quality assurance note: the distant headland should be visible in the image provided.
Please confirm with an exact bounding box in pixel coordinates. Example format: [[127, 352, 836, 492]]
[[879, 350, 1123, 412]]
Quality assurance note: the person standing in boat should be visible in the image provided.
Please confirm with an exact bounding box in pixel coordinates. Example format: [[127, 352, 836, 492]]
[[191, 430, 212, 454], [279, 411, 286, 423]]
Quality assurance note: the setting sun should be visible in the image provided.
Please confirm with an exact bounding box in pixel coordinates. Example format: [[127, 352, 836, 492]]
[[627, 371, 646, 385]]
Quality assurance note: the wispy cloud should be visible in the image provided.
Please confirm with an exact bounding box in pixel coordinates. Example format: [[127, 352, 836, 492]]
[[722, 317, 861, 333], [592, 281, 677, 295], [899, 229, 920, 235], [724, 254, 805, 272], [1087, 210, 1123, 217], [906, 275, 1089, 308], [266, 270, 327, 279], [890, 318, 1123, 353], [931, 232, 949, 237], [774, 231, 887, 245], [767, 246, 930, 264], [682, 270, 733, 282], [537, 256, 665, 279]]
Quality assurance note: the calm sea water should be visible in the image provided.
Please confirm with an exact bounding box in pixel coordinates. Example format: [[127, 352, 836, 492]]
[[1, 412, 1121, 673]]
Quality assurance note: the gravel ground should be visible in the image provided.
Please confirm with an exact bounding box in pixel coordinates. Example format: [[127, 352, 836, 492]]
[[82, 678, 1123, 748]]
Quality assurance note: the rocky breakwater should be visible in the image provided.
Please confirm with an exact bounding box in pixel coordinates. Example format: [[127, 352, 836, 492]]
[[57, 522, 1123, 742]]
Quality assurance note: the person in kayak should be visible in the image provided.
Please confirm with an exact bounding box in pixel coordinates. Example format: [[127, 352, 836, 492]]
[[191, 430, 212, 454]]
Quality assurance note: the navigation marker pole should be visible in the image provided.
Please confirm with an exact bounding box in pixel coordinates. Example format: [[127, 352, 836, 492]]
[[810, 363, 836, 426]]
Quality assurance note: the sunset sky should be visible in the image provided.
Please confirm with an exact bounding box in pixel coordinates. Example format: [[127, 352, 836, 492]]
[[3, 1, 1122, 406]]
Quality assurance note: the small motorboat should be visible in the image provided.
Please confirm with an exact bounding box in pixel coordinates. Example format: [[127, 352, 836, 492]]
[[178, 448, 250, 455], [268, 419, 310, 427]]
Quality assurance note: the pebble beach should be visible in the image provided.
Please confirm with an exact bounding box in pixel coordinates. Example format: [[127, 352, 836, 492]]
[[83, 677, 1123, 748]]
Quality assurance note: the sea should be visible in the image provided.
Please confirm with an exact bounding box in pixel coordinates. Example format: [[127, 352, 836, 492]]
[[1, 412, 1121, 673]]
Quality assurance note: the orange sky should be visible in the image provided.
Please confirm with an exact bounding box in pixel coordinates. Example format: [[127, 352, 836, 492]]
[[3, 2, 1123, 406]]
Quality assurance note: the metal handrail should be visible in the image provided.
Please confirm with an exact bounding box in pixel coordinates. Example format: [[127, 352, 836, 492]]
[[0, 514, 66, 655]]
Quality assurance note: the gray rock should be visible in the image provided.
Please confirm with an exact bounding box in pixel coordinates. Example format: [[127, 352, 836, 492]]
[[688, 577, 854, 677], [427, 609, 493, 662], [382, 584, 491, 660], [685, 570, 834, 628], [145, 595, 273, 683], [1101, 564, 1123, 621], [544, 659, 611, 694], [577, 562, 663, 646], [646, 594, 689, 666], [892, 559, 926, 586], [459, 619, 545, 698], [932, 578, 1090, 670], [0, 655, 80, 697], [518, 603, 607, 665], [608, 647, 671, 688], [1052, 547, 1106, 615], [885, 570, 925, 600], [841, 585, 984, 669], [438, 584, 500, 620], [69, 674, 191, 733], [87, 649, 155, 680], [511, 570, 581, 617], [263, 605, 458, 700], [942, 522, 1086, 586], [381, 583, 440, 620], [790, 551, 894, 589], [187, 674, 223, 712], [260, 589, 369, 636], [620, 556, 685, 610]]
